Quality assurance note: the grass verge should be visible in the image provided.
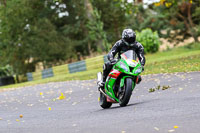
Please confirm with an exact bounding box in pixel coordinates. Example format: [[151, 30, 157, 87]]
[[1, 45, 200, 89]]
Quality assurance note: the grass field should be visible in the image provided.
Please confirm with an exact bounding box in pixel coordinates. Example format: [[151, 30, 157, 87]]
[[1, 44, 200, 89]]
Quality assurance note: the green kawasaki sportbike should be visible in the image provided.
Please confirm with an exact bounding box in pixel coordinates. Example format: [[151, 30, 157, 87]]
[[97, 50, 143, 108]]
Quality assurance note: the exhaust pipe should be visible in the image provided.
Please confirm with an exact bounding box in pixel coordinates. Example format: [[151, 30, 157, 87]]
[[99, 88, 117, 102]]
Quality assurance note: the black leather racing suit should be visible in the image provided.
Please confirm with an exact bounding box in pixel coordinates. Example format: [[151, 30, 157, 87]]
[[103, 39, 146, 82]]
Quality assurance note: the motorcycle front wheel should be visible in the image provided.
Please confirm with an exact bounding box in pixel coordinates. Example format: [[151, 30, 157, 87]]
[[119, 78, 133, 107]]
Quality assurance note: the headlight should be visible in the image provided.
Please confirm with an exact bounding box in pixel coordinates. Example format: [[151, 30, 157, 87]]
[[120, 62, 129, 72], [134, 67, 142, 74], [127, 60, 137, 67]]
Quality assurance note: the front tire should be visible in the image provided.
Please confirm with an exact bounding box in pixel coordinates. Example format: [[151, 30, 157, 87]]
[[119, 78, 133, 107], [99, 92, 112, 109]]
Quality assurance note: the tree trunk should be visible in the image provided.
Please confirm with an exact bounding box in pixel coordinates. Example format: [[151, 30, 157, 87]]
[[1, 0, 6, 7], [84, 0, 94, 55], [187, 3, 199, 42], [84, 0, 93, 19], [177, 12, 199, 42], [87, 42, 92, 55], [193, 36, 199, 42], [135, 0, 143, 4], [16, 74, 20, 83], [84, 0, 106, 53]]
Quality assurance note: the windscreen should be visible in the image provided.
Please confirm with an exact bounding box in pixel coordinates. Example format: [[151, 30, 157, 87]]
[[121, 50, 137, 60]]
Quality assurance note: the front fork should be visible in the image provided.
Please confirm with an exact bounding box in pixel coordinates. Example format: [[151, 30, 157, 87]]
[[120, 76, 136, 92]]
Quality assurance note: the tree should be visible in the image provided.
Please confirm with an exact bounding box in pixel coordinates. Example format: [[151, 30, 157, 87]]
[[86, 8, 110, 53], [60, 0, 109, 56], [0, 65, 13, 78], [152, 0, 200, 42], [0, 0, 6, 6], [0, 0, 73, 76], [91, 0, 128, 44]]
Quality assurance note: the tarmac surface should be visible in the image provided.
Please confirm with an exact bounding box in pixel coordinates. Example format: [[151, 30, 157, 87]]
[[0, 72, 200, 133]]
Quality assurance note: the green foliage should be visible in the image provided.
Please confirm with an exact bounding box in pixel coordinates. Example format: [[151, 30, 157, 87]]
[[86, 9, 110, 52], [152, 0, 200, 42], [184, 42, 200, 50], [0, 0, 199, 77], [126, 1, 200, 43], [0, 0, 32, 74], [0, 65, 14, 78], [149, 85, 170, 93], [0, 0, 75, 74], [91, 0, 127, 43], [136, 29, 160, 53]]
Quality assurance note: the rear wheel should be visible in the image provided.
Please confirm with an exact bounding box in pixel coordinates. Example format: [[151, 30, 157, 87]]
[[99, 92, 112, 109], [119, 78, 133, 107]]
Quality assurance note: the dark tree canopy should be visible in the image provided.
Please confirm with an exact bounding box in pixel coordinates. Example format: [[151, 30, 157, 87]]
[[0, 0, 199, 77]]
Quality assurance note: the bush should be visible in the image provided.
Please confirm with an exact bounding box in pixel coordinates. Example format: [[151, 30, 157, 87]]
[[184, 42, 200, 50], [0, 65, 14, 78], [136, 29, 160, 54]]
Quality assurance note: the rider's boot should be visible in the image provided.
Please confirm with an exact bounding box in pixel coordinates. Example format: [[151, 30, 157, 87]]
[[136, 75, 142, 84], [98, 62, 112, 90], [98, 81, 104, 91]]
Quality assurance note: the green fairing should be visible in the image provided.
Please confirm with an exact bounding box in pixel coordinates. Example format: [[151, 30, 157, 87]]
[[106, 77, 119, 102], [120, 78, 124, 88]]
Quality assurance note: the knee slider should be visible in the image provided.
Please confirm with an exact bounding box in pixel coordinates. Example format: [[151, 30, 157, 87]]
[[103, 64, 106, 70]]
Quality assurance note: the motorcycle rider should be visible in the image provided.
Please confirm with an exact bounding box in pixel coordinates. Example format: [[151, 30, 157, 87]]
[[99, 29, 146, 88]]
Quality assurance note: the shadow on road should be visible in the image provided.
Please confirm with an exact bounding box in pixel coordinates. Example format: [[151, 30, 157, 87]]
[[94, 99, 156, 112]]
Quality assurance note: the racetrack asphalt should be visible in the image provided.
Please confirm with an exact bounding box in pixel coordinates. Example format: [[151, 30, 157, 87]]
[[0, 72, 200, 133]]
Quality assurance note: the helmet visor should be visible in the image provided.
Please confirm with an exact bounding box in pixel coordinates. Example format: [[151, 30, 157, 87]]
[[126, 36, 135, 44]]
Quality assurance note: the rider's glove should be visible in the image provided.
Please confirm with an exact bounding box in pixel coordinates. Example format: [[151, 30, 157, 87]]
[[110, 58, 118, 65], [142, 65, 144, 72]]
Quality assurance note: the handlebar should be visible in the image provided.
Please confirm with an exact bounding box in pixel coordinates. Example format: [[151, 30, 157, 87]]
[[110, 59, 118, 65]]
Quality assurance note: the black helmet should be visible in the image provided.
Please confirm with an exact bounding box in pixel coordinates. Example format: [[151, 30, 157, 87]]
[[122, 29, 136, 46]]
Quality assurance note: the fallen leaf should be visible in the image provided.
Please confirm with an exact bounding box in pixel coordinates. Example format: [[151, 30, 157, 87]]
[[72, 102, 77, 106], [149, 88, 155, 93], [64, 89, 73, 95], [27, 104, 34, 107], [52, 98, 56, 101], [174, 126, 179, 129], [66, 97, 71, 101], [19, 114, 23, 118], [154, 127, 159, 131], [40, 92, 43, 96], [16, 119, 20, 122], [179, 88, 183, 91], [162, 85, 170, 90], [98, 97, 100, 102], [156, 85, 161, 90], [59, 93, 66, 100], [72, 124, 77, 127], [168, 129, 175, 132], [48, 107, 52, 111]]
